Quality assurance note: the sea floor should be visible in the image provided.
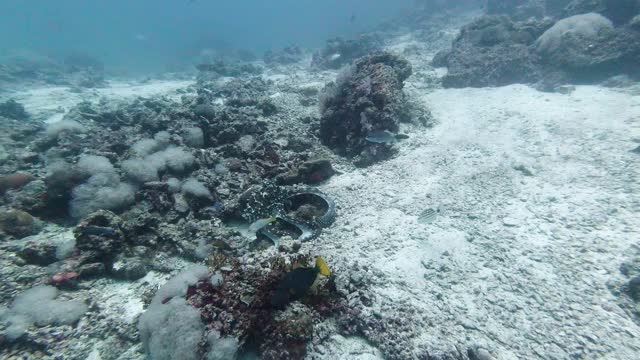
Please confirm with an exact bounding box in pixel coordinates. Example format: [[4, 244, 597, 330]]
[[3, 30, 640, 360], [316, 84, 640, 358]]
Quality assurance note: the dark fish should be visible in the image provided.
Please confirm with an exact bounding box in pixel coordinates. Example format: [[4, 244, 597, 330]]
[[270, 257, 331, 307], [82, 226, 119, 238], [365, 130, 410, 144], [350, 13, 357, 23]]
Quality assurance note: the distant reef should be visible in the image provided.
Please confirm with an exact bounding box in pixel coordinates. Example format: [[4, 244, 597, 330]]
[[435, 0, 640, 90]]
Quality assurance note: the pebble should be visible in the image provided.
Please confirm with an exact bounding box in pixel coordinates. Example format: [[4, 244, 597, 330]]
[[210, 272, 224, 287], [111, 257, 148, 280], [173, 193, 190, 213], [502, 217, 519, 227], [475, 348, 494, 360], [18, 151, 40, 163]]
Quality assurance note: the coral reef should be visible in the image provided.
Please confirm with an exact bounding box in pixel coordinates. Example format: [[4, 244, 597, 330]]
[[535, 13, 640, 81], [263, 45, 305, 65], [134, 253, 349, 359], [5, 179, 48, 214], [438, 15, 552, 88], [439, 4, 640, 88], [563, 0, 640, 25], [485, 0, 546, 20], [259, 303, 313, 359], [0, 49, 105, 88], [319, 52, 413, 166], [275, 158, 336, 185], [484, 0, 640, 22], [196, 59, 263, 79], [545, 0, 575, 17], [185, 253, 343, 359], [16, 241, 58, 266], [63, 52, 104, 73], [0, 100, 29, 120]]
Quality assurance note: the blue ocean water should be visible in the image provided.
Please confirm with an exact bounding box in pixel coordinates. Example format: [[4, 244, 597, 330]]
[[0, 0, 412, 73]]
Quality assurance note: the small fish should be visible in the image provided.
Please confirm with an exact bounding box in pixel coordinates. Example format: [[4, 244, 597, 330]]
[[248, 217, 277, 233], [328, 53, 342, 62], [418, 208, 439, 224], [270, 257, 331, 307], [83, 226, 119, 238], [350, 13, 357, 23], [365, 130, 400, 144]]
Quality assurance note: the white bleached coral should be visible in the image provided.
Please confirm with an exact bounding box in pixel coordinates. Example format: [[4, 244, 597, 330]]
[[0, 286, 87, 341]]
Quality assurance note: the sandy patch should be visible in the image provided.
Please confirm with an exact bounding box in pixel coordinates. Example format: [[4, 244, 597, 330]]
[[317, 84, 640, 358]]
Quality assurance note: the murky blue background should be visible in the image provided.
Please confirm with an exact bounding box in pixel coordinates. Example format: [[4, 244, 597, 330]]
[[0, 0, 413, 72]]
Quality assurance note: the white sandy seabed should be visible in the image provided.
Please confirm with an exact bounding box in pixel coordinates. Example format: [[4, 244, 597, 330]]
[[316, 85, 640, 359]]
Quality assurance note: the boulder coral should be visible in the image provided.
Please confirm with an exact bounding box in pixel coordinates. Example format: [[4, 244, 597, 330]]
[[319, 52, 412, 166]]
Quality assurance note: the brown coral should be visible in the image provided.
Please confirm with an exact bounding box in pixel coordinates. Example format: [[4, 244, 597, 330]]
[[0, 172, 34, 194], [0, 209, 41, 238]]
